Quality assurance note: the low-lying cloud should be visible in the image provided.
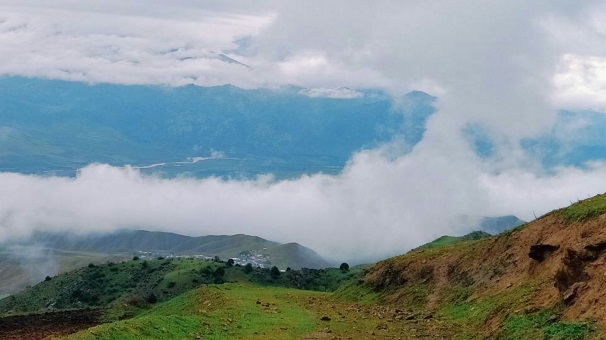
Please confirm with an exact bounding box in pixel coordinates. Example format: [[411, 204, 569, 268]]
[[3, 143, 606, 264]]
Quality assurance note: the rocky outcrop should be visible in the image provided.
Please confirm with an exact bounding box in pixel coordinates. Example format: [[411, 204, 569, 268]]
[[528, 244, 559, 262]]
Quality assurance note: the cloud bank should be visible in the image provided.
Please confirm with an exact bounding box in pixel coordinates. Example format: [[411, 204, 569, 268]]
[[3, 153, 606, 264], [1, 1, 606, 263]]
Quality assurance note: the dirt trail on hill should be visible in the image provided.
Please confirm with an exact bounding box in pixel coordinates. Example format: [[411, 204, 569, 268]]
[[0, 309, 102, 340]]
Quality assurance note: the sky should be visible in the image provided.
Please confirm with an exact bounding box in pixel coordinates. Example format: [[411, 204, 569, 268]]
[[1, 1, 606, 263]]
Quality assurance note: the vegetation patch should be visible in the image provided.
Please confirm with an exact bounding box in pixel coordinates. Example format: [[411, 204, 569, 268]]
[[62, 284, 319, 340], [417, 231, 491, 250], [441, 284, 536, 331], [502, 307, 593, 340], [559, 193, 606, 222]]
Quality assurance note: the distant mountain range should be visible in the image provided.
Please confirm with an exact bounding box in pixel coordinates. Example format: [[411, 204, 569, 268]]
[[0, 77, 435, 178], [478, 215, 525, 234]]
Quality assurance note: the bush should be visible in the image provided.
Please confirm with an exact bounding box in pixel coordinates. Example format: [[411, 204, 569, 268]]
[[227, 259, 235, 267], [146, 292, 158, 304], [44, 276, 52, 282], [132, 256, 139, 261], [167, 281, 176, 288], [270, 266, 281, 278], [243, 263, 253, 274], [214, 266, 225, 278], [340, 263, 350, 272]]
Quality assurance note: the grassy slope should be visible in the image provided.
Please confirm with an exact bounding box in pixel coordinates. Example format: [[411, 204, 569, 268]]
[[0, 249, 129, 297], [360, 194, 606, 339], [416, 230, 492, 250], [60, 284, 318, 340], [59, 282, 459, 340], [0, 257, 357, 316], [0, 258, 227, 315]]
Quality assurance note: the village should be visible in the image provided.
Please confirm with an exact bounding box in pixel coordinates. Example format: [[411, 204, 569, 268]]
[[134, 249, 273, 268]]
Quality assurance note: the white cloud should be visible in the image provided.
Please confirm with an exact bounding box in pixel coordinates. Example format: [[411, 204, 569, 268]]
[[0, 3, 273, 86], [552, 54, 606, 111], [3, 148, 606, 264], [299, 87, 363, 99]]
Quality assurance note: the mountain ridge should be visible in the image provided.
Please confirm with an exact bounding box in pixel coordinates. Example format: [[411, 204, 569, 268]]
[[24, 230, 329, 270]]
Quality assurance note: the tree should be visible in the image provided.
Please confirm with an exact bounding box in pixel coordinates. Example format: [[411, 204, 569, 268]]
[[227, 258, 235, 267], [214, 266, 225, 278], [243, 263, 253, 274], [213, 266, 225, 284], [270, 266, 281, 278], [147, 292, 158, 304], [339, 262, 350, 272]]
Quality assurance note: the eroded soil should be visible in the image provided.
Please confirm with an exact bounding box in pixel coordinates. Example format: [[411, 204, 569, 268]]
[[0, 309, 102, 340]]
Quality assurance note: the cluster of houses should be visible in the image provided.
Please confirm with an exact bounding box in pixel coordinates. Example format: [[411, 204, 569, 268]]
[[133, 249, 272, 268]]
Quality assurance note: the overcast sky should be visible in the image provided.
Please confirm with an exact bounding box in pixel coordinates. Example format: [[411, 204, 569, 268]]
[[1, 1, 606, 263]]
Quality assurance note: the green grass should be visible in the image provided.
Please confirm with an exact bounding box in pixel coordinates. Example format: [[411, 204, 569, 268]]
[[559, 193, 606, 222], [543, 321, 593, 340], [441, 284, 536, 330], [417, 231, 491, 250], [62, 283, 320, 340], [333, 278, 381, 304], [503, 307, 593, 340]]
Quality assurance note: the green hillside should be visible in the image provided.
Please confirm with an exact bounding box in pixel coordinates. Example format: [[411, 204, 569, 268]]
[[0, 258, 453, 339], [26, 230, 330, 270], [0, 256, 357, 316], [416, 230, 492, 250], [0, 230, 331, 297]]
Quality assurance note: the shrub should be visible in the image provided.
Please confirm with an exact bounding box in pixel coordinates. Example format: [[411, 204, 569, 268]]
[[146, 292, 158, 304], [270, 266, 281, 278], [340, 263, 350, 271], [227, 258, 235, 267], [243, 263, 253, 274]]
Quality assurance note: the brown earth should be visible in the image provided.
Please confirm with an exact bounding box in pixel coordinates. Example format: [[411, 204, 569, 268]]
[[363, 208, 606, 336], [0, 309, 102, 340]]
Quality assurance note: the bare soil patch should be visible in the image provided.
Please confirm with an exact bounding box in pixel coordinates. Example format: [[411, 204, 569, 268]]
[[0, 309, 102, 340]]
